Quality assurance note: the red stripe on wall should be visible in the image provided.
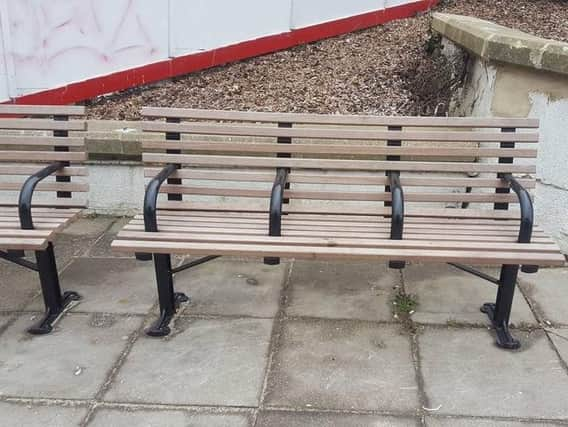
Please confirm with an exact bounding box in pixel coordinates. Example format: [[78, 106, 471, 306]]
[[10, 0, 437, 106]]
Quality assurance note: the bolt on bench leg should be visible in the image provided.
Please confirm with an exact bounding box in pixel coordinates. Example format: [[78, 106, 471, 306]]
[[481, 264, 520, 350], [28, 242, 81, 335], [146, 254, 189, 337]]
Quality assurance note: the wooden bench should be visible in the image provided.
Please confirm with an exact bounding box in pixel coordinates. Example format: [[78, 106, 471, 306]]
[[112, 108, 565, 349], [0, 105, 88, 334]]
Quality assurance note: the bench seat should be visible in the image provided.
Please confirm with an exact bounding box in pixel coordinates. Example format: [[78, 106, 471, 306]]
[[114, 210, 563, 266], [0, 207, 81, 250]]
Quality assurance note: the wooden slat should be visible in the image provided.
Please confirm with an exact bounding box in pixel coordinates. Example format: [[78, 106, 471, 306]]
[[0, 238, 48, 250], [157, 184, 520, 203], [0, 229, 54, 239], [0, 105, 85, 116], [141, 122, 539, 143], [117, 231, 558, 253], [0, 151, 86, 162], [133, 214, 534, 232], [141, 108, 540, 129], [143, 168, 536, 189], [111, 240, 565, 266], [155, 201, 522, 219], [0, 118, 86, 131], [0, 165, 88, 176], [143, 153, 536, 174], [0, 199, 86, 209], [0, 182, 88, 192], [142, 140, 537, 158], [0, 207, 81, 215], [0, 136, 84, 147], [123, 224, 552, 243]]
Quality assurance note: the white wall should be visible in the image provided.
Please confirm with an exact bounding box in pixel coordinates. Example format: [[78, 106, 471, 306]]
[[0, 0, 422, 102]]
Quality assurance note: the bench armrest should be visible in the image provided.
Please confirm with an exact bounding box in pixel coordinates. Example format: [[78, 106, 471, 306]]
[[18, 162, 64, 230], [264, 168, 288, 265], [389, 171, 405, 269], [269, 168, 288, 237], [502, 173, 537, 273], [144, 164, 178, 232]]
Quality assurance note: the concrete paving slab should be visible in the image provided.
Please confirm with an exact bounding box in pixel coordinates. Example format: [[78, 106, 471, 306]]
[[105, 317, 273, 406], [0, 402, 88, 427], [419, 327, 568, 419], [286, 261, 397, 322], [404, 264, 536, 326], [265, 320, 418, 411], [26, 257, 157, 314], [89, 408, 250, 427], [547, 327, 568, 366], [0, 261, 39, 311], [54, 216, 115, 266], [0, 313, 140, 399], [256, 411, 418, 426], [179, 258, 287, 317], [426, 416, 564, 426], [88, 217, 132, 257], [518, 268, 568, 325]]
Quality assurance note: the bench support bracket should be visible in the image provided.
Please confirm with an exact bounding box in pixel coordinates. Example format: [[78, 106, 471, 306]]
[[28, 242, 81, 335], [481, 264, 520, 350], [146, 253, 189, 337]]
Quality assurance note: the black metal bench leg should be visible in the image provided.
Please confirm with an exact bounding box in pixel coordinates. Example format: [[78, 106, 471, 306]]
[[28, 242, 80, 335], [146, 253, 189, 337], [481, 264, 521, 350]]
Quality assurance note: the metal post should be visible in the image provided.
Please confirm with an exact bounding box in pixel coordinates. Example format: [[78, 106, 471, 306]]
[[166, 117, 182, 201], [481, 264, 520, 349], [384, 125, 402, 207], [494, 127, 515, 210], [27, 242, 80, 334], [54, 115, 71, 198], [277, 122, 292, 204], [146, 253, 189, 337]]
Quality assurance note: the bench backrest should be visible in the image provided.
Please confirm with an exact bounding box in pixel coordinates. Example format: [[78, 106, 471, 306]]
[[141, 108, 539, 220], [0, 105, 88, 208]]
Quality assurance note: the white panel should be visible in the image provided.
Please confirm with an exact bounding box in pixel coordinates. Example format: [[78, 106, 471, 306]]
[[170, 0, 292, 56], [385, 0, 416, 8], [291, 0, 384, 29], [6, 0, 169, 95], [0, 10, 10, 101]]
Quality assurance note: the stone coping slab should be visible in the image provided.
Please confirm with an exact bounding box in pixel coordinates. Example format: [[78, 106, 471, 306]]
[[432, 13, 568, 76]]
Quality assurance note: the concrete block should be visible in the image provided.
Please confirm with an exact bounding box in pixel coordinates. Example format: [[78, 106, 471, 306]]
[[419, 328, 568, 419], [518, 268, 568, 325], [105, 317, 273, 406], [287, 261, 397, 322], [404, 264, 536, 326], [426, 416, 562, 426], [0, 261, 40, 311], [257, 410, 417, 426], [547, 328, 568, 367], [89, 408, 250, 427], [26, 257, 158, 314], [180, 258, 287, 317], [265, 320, 418, 411], [0, 313, 140, 399], [0, 402, 88, 427]]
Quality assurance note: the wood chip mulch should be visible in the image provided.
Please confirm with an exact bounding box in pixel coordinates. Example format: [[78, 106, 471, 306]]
[[86, 0, 568, 120]]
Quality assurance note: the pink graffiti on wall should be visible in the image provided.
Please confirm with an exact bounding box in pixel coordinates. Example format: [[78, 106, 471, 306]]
[[6, 0, 167, 93]]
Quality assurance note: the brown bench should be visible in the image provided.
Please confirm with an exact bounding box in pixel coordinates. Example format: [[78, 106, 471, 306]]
[[112, 108, 564, 349], [0, 105, 88, 334]]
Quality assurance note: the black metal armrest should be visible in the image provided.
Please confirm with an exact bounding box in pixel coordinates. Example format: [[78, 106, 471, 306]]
[[502, 173, 538, 273], [264, 168, 288, 265], [389, 171, 405, 269], [143, 164, 178, 232], [19, 162, 64, 230]]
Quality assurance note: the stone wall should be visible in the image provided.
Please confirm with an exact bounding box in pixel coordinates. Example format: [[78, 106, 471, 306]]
[[433, 13, 568, 252]]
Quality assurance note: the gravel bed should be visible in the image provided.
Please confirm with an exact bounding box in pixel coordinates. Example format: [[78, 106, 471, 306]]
[[87, 0, 568, 120]]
